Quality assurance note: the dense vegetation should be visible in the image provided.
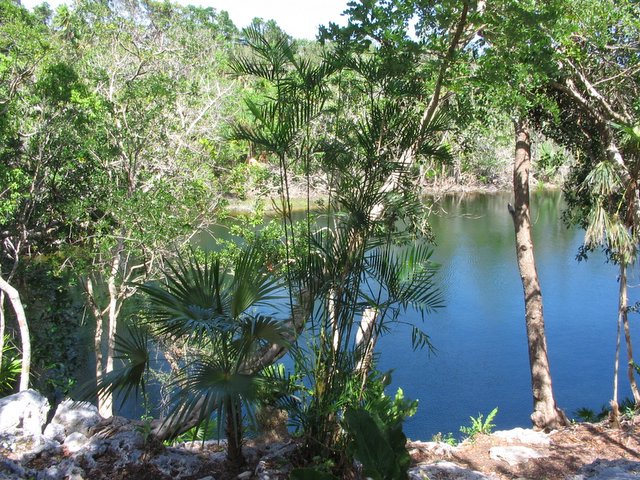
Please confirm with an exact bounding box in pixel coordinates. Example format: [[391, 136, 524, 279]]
[[1, 0, 639, 477]]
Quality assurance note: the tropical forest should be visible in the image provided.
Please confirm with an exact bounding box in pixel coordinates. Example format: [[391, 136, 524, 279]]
[[1, 0, 640, 479]]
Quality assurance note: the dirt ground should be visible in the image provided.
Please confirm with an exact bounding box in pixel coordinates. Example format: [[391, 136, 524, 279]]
[[20, 418, 640, 479], [409, 419, 640, 480]]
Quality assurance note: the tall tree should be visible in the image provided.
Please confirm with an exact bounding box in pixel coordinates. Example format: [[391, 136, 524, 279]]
[[472, 0, 570, 429], [532, 0, 640, 414], [0, 0, 84, 392], [229, 26, 445, 472], [509, 119, 568, 428], [55, 0, 238, 416], [326, 0, 569, 430]]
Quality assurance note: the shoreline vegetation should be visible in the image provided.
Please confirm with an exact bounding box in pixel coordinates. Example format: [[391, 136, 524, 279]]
[[225, 180, 564, 214], [3, 0, 639, 477]]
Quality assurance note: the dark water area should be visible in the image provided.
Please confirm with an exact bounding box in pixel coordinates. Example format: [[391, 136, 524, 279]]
[[378, 190, 640, 440]]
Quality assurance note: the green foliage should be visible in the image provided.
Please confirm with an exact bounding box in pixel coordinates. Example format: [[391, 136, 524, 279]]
[[343, 407, 411, 480], [362, 371, 418, 428], [226, 162, 274, 200], [536, 142, 567, 182], [460, 407, 499, 440], [169, 421, 219, 445], [290, 468, 339, 480], [95, 245, 289, 465], [0, 335, 21, 396], [92, 323, 150, 410], [574, 398, 638, 423], [431, 431, 457, 446], [18, 263, 85, 401]]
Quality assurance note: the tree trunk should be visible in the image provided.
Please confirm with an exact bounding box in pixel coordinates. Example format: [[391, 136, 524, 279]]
[[509, 119, 568, 431], [85, 276, 110, 417], [356, 306, 379, 395], [225, 397, 245, 468], [101, 242, 123, 417], [0, 275, 30, 391], [0, 292, 6, 371], [619, 263, 640, 404], [611, 275, 622, 427]]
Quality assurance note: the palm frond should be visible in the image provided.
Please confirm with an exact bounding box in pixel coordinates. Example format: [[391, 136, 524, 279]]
[[365, 243, 443, 315], [161, 357, 264, 435], [230, 245, 283, 318], [231, 25, 295, 81], [92, 323, 150, 408], [239, 314, 292, 347], [410, 326, 435, 353], [584, 161, 621, 196]]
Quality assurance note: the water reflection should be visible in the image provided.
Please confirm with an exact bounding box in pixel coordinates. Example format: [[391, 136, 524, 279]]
[[118, 190, 639, 439], [379, 190, 639, 439]]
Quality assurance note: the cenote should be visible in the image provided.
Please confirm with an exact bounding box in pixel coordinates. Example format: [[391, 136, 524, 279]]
[[376, 189, 640, 440], [119, 189, 640, 441]]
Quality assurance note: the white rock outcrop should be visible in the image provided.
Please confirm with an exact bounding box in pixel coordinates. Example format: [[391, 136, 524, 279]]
[[0, 390, 49, 437], [44, 399, 101, 442]]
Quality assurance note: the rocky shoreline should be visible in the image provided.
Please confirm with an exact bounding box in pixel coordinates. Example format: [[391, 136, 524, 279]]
[[1, 390, 639, 480]]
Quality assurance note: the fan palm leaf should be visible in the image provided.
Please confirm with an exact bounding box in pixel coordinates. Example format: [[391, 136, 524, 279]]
[[93, 323, 150, 409]]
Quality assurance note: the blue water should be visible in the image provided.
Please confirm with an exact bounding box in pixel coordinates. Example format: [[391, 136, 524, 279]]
[[119, 190, 640, 440], [377, 191, 640, 440]]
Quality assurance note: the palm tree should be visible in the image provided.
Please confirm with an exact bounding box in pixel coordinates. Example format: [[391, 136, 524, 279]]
[[95, 245, 290, 467], [229, 26, 449, 469]]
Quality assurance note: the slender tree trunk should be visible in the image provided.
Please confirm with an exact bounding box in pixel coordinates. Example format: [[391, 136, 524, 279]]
[[611, 278, 622, 427], [225, 397, 245, 467], [609, 264, 627, 427], [0, 275, 30, 391], [85, 276, 109, 416], [0, 292, 6, 370], [102, 241, 124, 417], [356, 307, 378, 394], [509, 119, 568, 430], [619, 263, 640, 404]]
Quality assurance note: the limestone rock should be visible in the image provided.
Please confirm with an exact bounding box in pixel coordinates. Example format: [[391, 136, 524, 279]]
[[410, 461, 499, 480], [63, 432, 89, 454], [492, 427, 551, 446], [0, 390, 50, 436], [37, 459, 86, 480], [568, 459, 640, 479], [0, 457, 33, 480], [409, 440, 457, 457], [259, 441, 297, 461], [43, 422, 65, 443], [150, 447, 206, 478], [44, 399, 101, 442], [489, 446, 544, 466]]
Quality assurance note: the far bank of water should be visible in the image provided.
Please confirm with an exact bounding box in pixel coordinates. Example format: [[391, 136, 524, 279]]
[[377, 190, 639, 440]]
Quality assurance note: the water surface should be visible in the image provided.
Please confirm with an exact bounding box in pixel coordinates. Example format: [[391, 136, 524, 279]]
[[378, 190, 639, 439]]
